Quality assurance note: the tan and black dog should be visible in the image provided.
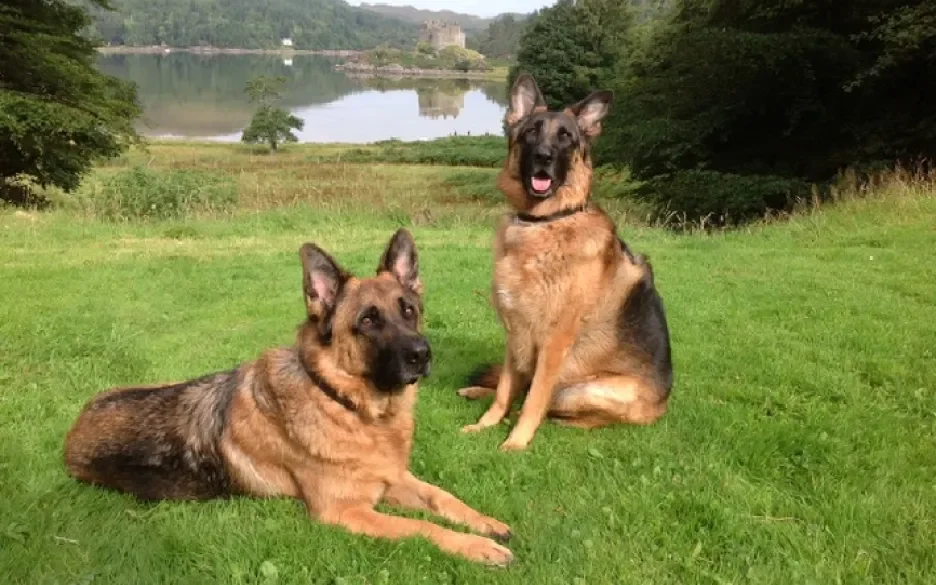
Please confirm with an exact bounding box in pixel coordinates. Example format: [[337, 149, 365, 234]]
[[64, 229, 513, 566], [458, 74, 673, 451]]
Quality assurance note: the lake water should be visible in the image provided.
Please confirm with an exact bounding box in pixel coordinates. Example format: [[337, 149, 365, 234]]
[[97, 53, 509, 143]]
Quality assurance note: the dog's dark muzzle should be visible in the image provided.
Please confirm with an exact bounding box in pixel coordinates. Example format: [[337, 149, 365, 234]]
[[400, 336, 432, 384], [528, 146, 558, 198]]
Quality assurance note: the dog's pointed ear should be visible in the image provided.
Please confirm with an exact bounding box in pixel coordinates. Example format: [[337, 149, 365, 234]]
[[378, 228, 422, 296], [506, 73, 546, 127], [569, 90, 613, 138], [299, 243, 349, 320]]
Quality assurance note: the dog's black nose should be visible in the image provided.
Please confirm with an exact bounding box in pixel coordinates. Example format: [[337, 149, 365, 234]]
[[534, 146, 554, 164], [403, 338, 431, 366]]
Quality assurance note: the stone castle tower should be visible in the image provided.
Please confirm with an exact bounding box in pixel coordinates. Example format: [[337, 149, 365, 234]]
[[419, 20, 466, 50]]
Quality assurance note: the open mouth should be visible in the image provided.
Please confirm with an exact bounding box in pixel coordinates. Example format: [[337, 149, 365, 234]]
[[530, 172, 553, 197]]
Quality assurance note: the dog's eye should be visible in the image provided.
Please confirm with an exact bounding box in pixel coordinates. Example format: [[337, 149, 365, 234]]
[[359, 308, 381, 329], [401, 304, 415, 319], [558, 128, 571, 140]]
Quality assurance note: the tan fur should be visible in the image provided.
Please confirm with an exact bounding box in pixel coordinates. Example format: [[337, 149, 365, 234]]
[[223, 306, 513, 564], [460, 97, 669, 451], [64, 232, 513, 566]]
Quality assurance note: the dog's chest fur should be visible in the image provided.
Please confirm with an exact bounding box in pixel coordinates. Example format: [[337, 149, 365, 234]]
[[222, 349, 416, 507], [491, 212, 618, 373]]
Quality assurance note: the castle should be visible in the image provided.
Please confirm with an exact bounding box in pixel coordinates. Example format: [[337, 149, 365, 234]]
[[419, 20, 466, 50]]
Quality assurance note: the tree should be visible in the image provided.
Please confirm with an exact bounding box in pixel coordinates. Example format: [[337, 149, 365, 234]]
[[603, 0, 936, 223], [241, 76, 304, 152], [0, 0, 141, 203], [508, 0, 633, 109]]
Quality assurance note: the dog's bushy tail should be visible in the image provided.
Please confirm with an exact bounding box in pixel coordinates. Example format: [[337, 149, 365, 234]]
[[468, 363, 502, 389]]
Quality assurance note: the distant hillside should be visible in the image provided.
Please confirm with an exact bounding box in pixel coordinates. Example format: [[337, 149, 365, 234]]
[[86, 0, 418, 50], [358, 3, 492, 31]]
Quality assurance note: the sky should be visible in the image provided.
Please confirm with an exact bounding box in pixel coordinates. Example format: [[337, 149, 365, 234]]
[[347, 1, 554, 18]]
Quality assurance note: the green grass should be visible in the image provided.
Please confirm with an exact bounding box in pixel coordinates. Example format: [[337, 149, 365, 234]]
[[310, 135, 507, 168], [1, 144, 935, 584]]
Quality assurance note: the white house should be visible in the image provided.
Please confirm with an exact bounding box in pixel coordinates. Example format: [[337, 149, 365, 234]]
[[281, 38, 293, 48]]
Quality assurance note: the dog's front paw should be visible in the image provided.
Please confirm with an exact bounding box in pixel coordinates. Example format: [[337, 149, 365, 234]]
[[498, 436, 531, 452], [453, 533, 514, 567], [476, 516, 512, 544]]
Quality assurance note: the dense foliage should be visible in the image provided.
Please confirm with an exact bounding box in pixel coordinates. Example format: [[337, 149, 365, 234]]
[[86, 0, 417, 50], [511, 0, 936, 223], [508, 0, 632, 110], [356, 3, 491, 32], [358, 45, 489, 72], [1, 0, 140, 202]]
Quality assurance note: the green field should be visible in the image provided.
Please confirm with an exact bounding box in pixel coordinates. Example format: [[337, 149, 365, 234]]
[[1, 143, 935, 584]]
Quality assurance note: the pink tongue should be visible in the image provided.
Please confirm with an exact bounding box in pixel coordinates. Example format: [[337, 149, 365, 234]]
[[532, 176, 552, 192]]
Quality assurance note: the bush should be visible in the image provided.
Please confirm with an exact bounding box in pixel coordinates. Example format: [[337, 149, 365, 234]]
[[88, 166, 237, 220], [635, 170, 811, 225]]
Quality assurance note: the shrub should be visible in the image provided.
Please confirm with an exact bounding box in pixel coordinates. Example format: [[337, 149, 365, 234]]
[[89, 166, 237, 220], [635, 170, 811, 226]]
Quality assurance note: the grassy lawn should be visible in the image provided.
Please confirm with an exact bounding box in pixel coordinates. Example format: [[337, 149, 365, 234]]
[[1, 143, 935, 584]]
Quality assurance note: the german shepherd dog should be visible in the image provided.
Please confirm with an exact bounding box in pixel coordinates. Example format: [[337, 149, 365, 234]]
[[458, 74, 673, 451], [64, 229, 514, 566]]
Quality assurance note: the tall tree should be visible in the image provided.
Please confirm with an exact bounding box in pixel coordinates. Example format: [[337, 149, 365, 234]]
[[846, 2, 936, 164], [508, 0, 633, 110], [0, 0, 141, 202]]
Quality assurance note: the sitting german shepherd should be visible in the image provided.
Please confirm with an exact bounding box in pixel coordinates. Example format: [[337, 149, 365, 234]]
[[458, 74, 674, 451], [64, 229, 513, 566]]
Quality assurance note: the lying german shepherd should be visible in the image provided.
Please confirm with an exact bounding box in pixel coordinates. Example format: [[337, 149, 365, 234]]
[[64, 229, 513, 566], [458, 74, 674, 451]]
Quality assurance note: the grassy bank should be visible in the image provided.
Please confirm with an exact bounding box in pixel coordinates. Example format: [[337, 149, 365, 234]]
[[44, 140, 645, 225], [1, 142, 935, 584]]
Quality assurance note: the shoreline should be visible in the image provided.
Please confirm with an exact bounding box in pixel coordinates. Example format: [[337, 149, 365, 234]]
[[337, 64, 495, 80], [97, 46, 508, 80], [96, 46, 361, 57]]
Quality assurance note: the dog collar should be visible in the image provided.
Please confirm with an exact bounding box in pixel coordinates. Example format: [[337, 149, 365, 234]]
[[299, 355, 358, 412], [514, 203, 589, 224]]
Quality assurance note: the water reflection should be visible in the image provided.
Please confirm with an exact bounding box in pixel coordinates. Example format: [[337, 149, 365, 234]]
[[97, 53, 508, 142], [418, 88, 466, 120]]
